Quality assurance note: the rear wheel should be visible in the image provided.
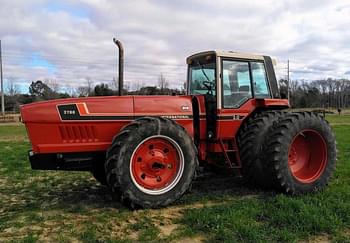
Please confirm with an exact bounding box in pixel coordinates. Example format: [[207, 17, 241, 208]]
[[237, 111, 284, 188], [105, 117, 197, 208], [263, 112, 336, 194]]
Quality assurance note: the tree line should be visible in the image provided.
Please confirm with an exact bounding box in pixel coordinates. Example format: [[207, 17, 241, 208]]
[[279, 78, 350, 109], [1, 75, 185, 112], [2, 76, 350, 112]]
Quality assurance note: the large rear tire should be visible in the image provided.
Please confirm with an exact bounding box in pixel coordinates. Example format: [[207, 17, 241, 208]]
[[263, 112, 336, 194], [105, 117, 198, 208], [237, 111, 284, 188]]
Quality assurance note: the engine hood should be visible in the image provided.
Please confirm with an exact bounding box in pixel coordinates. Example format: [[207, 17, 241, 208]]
[[20, 95, 193, 123]]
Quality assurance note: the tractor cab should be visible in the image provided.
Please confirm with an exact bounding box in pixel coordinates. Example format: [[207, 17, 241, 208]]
[[186, 51, 285, 140], [187, 50, 281, 108]]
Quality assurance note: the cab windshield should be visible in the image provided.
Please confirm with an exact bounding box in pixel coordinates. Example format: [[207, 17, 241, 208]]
[[188, 58, 216, 95]]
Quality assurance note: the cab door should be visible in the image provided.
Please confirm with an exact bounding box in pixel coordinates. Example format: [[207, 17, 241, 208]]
[[216, 58, 272, 138]]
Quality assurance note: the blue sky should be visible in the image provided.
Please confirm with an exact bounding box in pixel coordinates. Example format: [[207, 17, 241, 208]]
[[14, 54, 57, 93], [45, 2, 90, 18], [1, 0, 350, 94], [29, 53, 56, 74]]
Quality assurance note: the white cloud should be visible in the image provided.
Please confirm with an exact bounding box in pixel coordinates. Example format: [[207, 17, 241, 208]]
[[1, 0, 350, 92]]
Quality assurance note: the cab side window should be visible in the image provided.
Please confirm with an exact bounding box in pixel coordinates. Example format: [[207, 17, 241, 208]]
[[222, 60, 252, 108], [251, 62, 271, 98]]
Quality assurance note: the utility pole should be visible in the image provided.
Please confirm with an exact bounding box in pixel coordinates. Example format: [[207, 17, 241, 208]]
[[287, 59, 290, 101], [0, 40, 4, 116]]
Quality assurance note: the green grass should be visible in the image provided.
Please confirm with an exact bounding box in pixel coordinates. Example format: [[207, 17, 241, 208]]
[[0, 119, 350, 242], [0, 124, 25, 134], [325, 114, 350, 124], [0, 124, 27, 140], [177, 124, 350, 242]]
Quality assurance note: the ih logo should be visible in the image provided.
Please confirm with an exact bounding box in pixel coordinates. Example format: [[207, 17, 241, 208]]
[[181, 105, 190, 111]]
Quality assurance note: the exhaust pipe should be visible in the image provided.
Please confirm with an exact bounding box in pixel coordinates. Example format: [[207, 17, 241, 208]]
[[113, 38, 124, 96]]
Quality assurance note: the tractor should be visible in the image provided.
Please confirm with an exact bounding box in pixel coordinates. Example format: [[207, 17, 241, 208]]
[[20, 39, 336, 208]]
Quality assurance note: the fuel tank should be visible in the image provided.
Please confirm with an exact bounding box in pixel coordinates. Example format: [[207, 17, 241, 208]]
[[21, 95, 194, 154]]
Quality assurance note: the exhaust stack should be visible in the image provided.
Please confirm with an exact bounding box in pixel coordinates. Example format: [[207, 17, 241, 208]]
[[113, 38, 124, 96]]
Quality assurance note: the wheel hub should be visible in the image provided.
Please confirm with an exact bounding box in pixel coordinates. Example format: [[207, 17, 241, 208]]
[[288, 129, 327, 183], [130, 136, 184, 195]]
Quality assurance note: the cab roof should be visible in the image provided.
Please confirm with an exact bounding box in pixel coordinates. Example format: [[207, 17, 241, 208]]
[[186, 50, 266, 64]]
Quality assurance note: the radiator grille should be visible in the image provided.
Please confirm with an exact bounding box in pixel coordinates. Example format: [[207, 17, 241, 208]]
[[59, 125, 98, 143]]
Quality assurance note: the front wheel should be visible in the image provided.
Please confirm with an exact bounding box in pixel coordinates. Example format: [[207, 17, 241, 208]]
[[263, 112, 337, 194], [105, 117, 198, 208], [129, 135, 185, 195]]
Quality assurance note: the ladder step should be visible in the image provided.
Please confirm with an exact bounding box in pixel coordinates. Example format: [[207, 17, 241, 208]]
[[218, 138, 242, 169]]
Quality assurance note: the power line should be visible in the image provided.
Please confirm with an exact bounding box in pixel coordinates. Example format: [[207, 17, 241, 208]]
[[287, 59, 290, 101], [0, 40, 4, 115], [2, 52, 185, 67]]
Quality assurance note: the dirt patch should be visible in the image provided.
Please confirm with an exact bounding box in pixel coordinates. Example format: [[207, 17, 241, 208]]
[[310, 234, 331, 243], [138, 201, 227, 239], [177, 236, 205, 242], [0, 136, 27, 142], [0, 177, 8, 185], [301, 233, 330, 243], [0, 122, 22, 126], [343, 228, 350, 236], [301, 228, 350, 243], [159, 223, 178, 237]]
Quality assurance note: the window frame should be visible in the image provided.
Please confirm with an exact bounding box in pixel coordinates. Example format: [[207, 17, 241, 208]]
[[187, 57, 217, 96], [250, 61, 272, 99], [220, 58, 271, 109]]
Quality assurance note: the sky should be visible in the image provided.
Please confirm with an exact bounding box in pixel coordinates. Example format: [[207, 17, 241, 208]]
[[1, 0, 350, 93]]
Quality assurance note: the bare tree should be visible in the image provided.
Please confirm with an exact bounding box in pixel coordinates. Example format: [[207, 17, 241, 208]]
[[64, 85, 77, 97], [6, 78, 20, 96], [109, 77, 118, 91], [44, 79, 60, 93], [124, 82, 130, 93], [76, 86, 89, 97], [158, 73, 169, 91], [132, 81, 145, 92], [77, 78, 94, 97], [86, 78, 93, 96], [339, 79, 348, 109]]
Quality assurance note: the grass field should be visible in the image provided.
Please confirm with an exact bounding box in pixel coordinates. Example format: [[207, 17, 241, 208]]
[[0, 115, 350, 242], [325, 114, 350, 125]]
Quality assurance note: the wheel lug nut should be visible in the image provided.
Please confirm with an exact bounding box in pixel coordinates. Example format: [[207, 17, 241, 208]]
[[156, 176, 161, 182], [167, 164, 173, 169]]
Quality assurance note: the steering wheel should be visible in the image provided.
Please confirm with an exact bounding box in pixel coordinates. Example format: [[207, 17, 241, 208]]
[[202, 81, 214, 91]]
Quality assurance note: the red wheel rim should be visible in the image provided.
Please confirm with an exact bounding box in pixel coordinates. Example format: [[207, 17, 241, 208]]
[[288, 129, 327, 183], [130, 135, 184, 195]]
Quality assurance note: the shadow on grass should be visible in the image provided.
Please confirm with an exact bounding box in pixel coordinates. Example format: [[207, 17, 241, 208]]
[[46, 172, 265, 211], [2, 171, 265, 216]]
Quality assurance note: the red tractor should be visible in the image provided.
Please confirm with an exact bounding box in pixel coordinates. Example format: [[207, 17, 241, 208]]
[[20, 39, 336, 208]]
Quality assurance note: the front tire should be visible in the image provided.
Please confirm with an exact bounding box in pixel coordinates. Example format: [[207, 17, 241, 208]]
[[263, 112, 336, 194], [105, 117, 197, 208]]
